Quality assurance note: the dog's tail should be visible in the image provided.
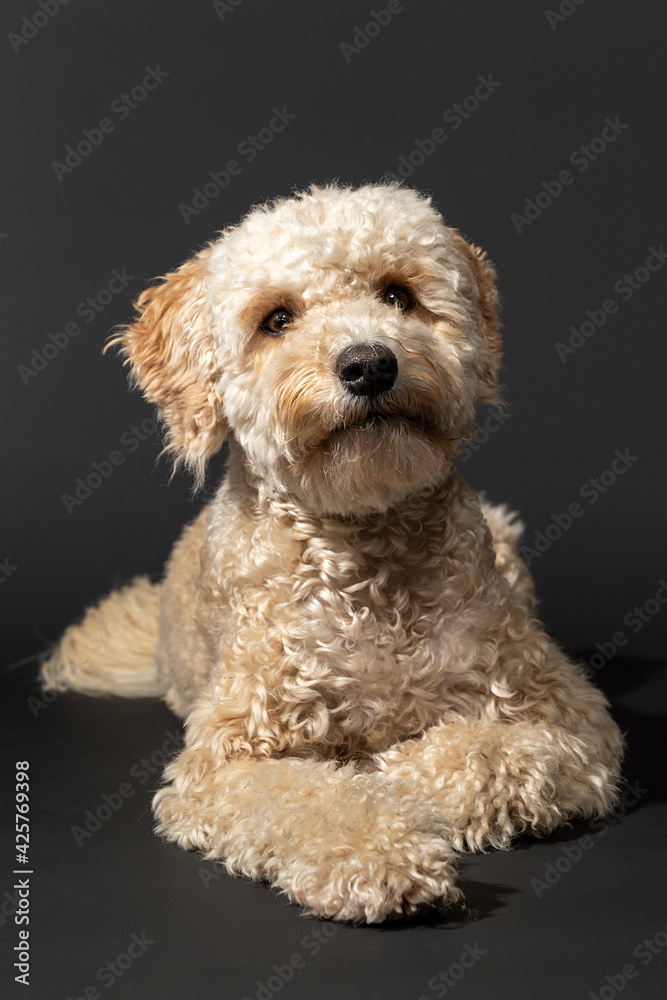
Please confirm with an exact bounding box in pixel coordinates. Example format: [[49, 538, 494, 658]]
[[40, 576, 166, 698], [483, 502, 537, 610]]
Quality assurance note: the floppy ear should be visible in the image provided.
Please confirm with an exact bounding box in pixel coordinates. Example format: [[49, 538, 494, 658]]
[[107, 246, 226, 488], [449, 231, 503, 405]]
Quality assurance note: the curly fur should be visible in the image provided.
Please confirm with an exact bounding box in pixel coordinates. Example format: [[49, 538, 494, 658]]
[[41, 182, 623, 922]]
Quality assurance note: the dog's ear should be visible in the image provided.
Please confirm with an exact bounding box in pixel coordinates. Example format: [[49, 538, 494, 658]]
[[107, 247, 226, 488], [450, 231, 502, 405]]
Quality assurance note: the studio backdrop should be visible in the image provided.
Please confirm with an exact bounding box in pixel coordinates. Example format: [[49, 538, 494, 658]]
[[1, 2, 665, 1000]]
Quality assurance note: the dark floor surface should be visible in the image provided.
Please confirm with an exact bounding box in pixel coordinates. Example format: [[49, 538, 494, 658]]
[[1, 652, 665, 1000]]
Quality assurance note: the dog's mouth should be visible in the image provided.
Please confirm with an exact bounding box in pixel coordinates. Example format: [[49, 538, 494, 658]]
[[325, 405, 442, 442], [334, 411, 428, 432]]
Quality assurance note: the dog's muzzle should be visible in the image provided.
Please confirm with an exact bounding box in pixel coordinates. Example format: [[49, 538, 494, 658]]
[[335, 343, 398, 398]]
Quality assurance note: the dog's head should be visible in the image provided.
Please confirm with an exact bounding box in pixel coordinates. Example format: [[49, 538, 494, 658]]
[[112, 184, 501, 516]]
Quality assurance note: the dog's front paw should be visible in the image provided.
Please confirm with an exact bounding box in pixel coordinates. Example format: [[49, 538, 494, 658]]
[[151, 755, 462, 922], [152, 782, 213, 852], [283, 830, 461, 923]]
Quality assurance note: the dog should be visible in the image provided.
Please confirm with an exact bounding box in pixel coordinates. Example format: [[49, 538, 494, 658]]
[[41, 182, 623, 923]]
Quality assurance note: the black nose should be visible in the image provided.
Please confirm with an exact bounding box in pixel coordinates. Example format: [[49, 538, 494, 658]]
[[336, 343, 398, 397]]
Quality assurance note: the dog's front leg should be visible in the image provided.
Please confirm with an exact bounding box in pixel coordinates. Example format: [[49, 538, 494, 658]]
[[152, 695, 460, 922], [375, 651, 623, 852]]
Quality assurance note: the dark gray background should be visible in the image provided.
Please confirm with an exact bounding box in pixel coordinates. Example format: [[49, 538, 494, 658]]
[[1, 1, 665, 998]]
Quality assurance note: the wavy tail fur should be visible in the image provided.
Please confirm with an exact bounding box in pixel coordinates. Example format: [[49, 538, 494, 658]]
[[40, 576, 165, 698], [482, 501, 537, 611]]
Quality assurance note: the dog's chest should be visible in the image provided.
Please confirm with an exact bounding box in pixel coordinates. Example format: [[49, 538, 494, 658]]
[[221, 513, 465, 747]]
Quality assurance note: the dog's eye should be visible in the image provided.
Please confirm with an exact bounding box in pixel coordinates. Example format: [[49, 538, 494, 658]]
[[261, 308, 292, 337], [382, 285, 412, 312]]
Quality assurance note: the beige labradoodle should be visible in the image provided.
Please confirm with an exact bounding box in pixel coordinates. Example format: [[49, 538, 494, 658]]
[[42, 183, 623, 923]]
